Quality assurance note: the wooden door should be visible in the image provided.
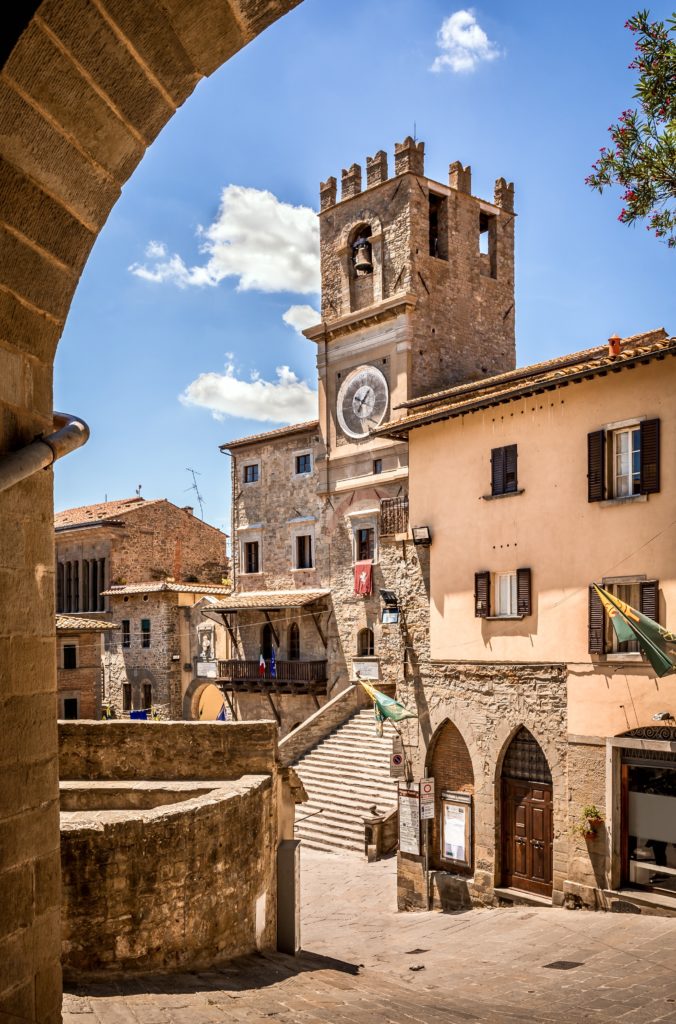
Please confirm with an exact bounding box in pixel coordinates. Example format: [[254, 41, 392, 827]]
[[502, 778, 553, 897]]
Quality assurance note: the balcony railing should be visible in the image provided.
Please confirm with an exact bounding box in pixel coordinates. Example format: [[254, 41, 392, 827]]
[[380, 495, 409, 535], [216, 658, 328, 695]]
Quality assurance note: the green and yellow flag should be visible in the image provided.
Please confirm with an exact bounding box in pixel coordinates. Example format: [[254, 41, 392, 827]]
[[357, 677, 418, 735], [593, 583, 676, 678]]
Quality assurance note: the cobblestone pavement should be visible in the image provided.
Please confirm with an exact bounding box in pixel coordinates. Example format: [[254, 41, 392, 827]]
[[64, 849, 676, 1024]]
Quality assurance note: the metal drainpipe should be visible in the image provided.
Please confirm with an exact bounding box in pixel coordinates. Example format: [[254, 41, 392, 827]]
[[0, 411, 89, 494]]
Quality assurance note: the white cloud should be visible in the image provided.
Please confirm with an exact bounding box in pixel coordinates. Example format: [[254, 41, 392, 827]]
[[430, 9, 500, 73], [282, 304, 320, 334], [129, 185, 320, 294], [180, 360, 318, 424]]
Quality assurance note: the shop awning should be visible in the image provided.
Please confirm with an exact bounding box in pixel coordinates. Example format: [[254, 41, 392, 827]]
[[209, 589, 330, 613]]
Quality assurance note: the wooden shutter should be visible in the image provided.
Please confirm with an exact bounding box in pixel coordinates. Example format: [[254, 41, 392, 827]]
[[505, 444, 518, 493], [516, 568, 531, 615], [588, 585, 605, 654], [491, 447, 505, 495], [640, 579, 659, 622], [640, 419, 660, 494], [587, 429, 606, 502], [475, 571, 491, 617]]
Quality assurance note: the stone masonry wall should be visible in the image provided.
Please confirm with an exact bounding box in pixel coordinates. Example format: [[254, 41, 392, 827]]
[[58, 720, 277, 781], [0, 0, 300, 1015], [61, 775, 276, 977], [103, 592, 181, 718], [56, 631, 102, 719]]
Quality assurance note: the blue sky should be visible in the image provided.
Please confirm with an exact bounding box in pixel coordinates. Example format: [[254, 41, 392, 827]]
[[54, 0, 676, 537]]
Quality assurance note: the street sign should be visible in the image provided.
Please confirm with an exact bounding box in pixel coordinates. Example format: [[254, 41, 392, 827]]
[[398, 783, 420, 855], [420, 778, 435, 820], [390, 735, 405, 778]]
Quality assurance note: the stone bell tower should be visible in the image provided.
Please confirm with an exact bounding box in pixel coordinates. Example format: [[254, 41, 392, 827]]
[[303, 137, 516, 492]]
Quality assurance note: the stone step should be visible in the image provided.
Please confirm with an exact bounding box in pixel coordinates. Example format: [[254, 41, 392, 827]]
[[296, 812, 363, 840], [296, 819, 363, 850], [296, 763, 396, 786], [298, 782, 397, 808]]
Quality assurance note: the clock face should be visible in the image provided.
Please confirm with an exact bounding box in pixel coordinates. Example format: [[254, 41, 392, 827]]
[[336, 364, 389, 440]]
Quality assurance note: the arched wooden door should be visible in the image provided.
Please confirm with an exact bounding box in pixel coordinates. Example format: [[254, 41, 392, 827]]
[[501, 727, 553, 897]]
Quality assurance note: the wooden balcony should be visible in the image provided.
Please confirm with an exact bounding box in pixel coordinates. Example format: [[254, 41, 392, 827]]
[[216, 659, 328, 695]]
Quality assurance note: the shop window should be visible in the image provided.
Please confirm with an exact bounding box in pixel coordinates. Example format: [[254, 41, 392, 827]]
[[141, 618, 151, 648], [63, 644, 77, 670], [357, 627, 374, 657], [622, 733, 676, 896], [288, 622, 300, 661], [244, 541, 260, 574]]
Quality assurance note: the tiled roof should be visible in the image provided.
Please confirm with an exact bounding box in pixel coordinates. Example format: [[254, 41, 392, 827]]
[[377, 330, 674, 438], [55, 496, 163, 528], [56, 615, 117, 631], [210, 589, 331, 611], [102, 581, 231, 596], [219, 421, 319, 451]]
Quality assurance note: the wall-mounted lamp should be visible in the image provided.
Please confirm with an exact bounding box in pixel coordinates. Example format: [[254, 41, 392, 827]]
[[380, 588, 400, 624], [652, 711, 674, 722], [412, 525, 432, 546]]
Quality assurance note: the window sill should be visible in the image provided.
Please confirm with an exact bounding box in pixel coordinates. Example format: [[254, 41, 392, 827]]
[[291, 567, 315, 573], [242, 571, 263, 576], [486, 614, 524, 621], [481, 489, 525, 501], [599, 494, 647, 508]]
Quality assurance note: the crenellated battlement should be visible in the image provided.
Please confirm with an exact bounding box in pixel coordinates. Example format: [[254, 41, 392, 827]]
[[320, 139, 513, 213]]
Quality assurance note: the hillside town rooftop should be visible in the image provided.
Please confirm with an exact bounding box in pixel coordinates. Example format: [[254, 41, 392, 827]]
[[56, 615, 117, 631], [210, 589, 331, 611], [219, 420, 319, 451], [102, 582, 231, 596], [377, 329, 674, 438]]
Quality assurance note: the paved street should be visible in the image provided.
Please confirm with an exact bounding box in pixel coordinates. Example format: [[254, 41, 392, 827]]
[[64, 848, 676, 1024]]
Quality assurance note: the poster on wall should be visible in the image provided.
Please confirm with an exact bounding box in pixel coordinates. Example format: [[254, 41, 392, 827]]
[[196, 624, 217, 677], [398, 784, 421, 855], [442, 791, 472, 866]]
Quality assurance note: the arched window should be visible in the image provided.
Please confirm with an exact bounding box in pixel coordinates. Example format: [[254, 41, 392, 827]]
[[357, 627, 374, 657], [288, 622, 300, 661], [261, 623, 274, 660]]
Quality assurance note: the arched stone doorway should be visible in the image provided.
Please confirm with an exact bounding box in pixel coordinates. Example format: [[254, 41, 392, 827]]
[[500, 727, 553, 898], [0, 1, 302, 1013], [426, 720, 474, 873]]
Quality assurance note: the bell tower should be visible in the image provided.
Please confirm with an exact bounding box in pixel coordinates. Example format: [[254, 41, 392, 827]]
[[303, 137, 516, 493]]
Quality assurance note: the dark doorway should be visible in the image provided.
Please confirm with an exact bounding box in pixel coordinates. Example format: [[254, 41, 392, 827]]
[[501, 727, 553, 898], [262, 623, 274, 660]]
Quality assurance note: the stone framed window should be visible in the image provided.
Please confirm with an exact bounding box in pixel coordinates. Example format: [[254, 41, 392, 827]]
[[62, 642, 77, 670], [243, 462, 260, 485], [244, 541, 260, 574], [294, 451, 312, 476], [348, 508, 379, 565], [141, 618, 151, 648]]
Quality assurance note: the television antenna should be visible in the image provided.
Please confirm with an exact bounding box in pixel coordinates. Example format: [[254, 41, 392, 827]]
[[185, 467, 205, 520]]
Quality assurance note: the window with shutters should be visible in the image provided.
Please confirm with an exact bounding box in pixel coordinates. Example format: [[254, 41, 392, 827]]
[[475, 569, 532, 618], [496, 572, 518, 616], [588, 419, 660, 502], [490, 444, 518, 496], [588, 577, 659, 656]]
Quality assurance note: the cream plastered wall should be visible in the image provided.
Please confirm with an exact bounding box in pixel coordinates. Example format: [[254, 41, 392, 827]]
[[408, 355, 676, 737]]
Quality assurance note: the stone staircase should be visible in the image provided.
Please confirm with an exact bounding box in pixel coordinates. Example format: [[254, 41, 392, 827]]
[[293, 708, 398, 853]]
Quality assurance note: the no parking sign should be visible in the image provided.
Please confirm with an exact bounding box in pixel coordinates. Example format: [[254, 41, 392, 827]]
[[420, 778, 435, 819]]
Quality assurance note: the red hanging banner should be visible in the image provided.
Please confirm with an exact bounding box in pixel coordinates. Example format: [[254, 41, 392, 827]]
[[354, 560, 373, 596]]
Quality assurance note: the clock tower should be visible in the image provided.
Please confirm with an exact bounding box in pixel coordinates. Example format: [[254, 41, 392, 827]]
[[303, 137, 516, 496]]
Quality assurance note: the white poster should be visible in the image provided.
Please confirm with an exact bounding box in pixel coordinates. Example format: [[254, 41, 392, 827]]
[[398, 785, 421, 855], [443, 802, 467, 863]]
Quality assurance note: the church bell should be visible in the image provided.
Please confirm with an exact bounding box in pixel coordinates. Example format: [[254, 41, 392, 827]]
[[352, 237, 373, 275]]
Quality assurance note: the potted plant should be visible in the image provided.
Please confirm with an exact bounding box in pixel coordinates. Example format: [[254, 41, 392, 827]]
[[572, 805, 604, 839]]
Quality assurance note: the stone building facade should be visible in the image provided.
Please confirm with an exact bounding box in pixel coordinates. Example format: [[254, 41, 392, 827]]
[[218, 139, 514, 735], [377, 329, 676, 915], [55, 615, 116, 720]]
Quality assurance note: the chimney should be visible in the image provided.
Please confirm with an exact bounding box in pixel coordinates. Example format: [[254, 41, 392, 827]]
[[183, 506, 194, 515], [608, 334, 621, 358]]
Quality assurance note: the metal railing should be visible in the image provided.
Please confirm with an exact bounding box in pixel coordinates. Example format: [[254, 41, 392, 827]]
[[217, 659, 328, 683], [380, 495, 409, 535]]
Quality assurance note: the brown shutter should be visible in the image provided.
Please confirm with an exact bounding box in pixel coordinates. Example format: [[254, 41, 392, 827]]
[[588, 585, 605, 654], [505, 444, 518, 492], [516, 568, 531, 615], [640, 419, 660, 494], [587, 429, 606, 502], [640, 579, 659, 622], [491, 447, 505, 495], [475, 571, 491, 617]]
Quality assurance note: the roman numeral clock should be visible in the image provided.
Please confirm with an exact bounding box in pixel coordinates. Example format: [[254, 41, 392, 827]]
[[336, 364, 389, 440]]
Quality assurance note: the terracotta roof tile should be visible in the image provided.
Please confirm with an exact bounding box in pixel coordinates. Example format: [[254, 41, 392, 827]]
[[102, 581, 231, 596], [210, 589, 330, 611], [378, 330, 674, 438], [54, 496, 162, 528], [219, 421, 319, 451], [56, 615, 117, 631]]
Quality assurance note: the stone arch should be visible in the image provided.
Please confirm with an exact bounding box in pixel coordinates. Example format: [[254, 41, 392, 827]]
[[423, 700, 483, 788], [426, 718, 475, 872], [337, 212, 384, 310], [0, 1, 302, 1012]]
